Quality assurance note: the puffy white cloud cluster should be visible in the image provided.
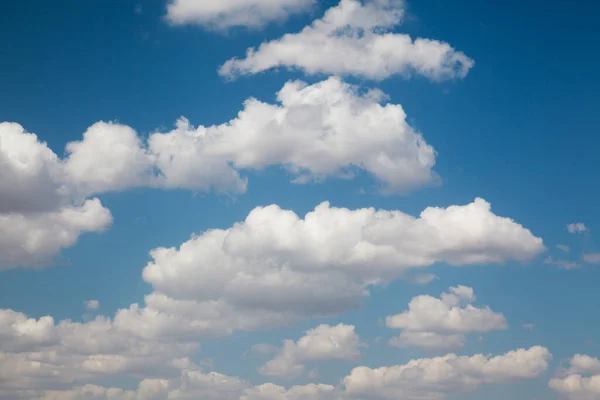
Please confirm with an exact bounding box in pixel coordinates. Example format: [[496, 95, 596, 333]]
[[135, 198, 543, 337], [344, 346, 552, 399], [259, 324, 362, 378], [386, 285, 507, 350], [0, 77, 441, 269], [220, 0, 474, 81], [0, 196, 542, 395], [11, 346, 550, 400], [0, 308, 198, 395], [0, 123, 114, 269], [165, 0, 315, 30], [549, 354, 600, 400]]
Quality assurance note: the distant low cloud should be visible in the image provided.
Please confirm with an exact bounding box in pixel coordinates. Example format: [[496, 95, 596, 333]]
[[567, 222, 588, 234], [85, 300, 100, 310], [259, 324, 362, 378], [544, 256, 578, 270], [557, 244, 570, 253], [583, 253, 600, 264], [345, 347, 552, 400]]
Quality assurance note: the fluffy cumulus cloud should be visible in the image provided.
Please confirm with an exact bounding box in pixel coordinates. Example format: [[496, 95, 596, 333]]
[[5, 78, 439, 198], [386, 285, 507, 350], [0, 308, 199, 395], [344, 346, 552, 400], [165, 0, 315, 29], [32, 372, 338, 400], [136, 198, 543, 337], [259, 324, 362, 378], [220, 0, 474, 81], [549, 354, 600, 399], [0, 123, 113, 270], [0, 77, 440, 269], [0, 198, 112, 270], [3, 329, 550, 400]]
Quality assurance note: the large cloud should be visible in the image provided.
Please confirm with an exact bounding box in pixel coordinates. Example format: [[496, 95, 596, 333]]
[[259, 324, 362, 378], [134, 198, 544, 338], [11, 347, 551, 400], [386, 285, 507, 350], [549, 354, 600, 400], [344, 346, 552, 399], [68, 78, 435, 195], [220, 0, 474, 81], [165, 0, 315, 30], [0, 77, 440, 269]]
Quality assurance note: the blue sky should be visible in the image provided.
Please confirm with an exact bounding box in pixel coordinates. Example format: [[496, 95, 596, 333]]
[[1, 1, 599, 399]]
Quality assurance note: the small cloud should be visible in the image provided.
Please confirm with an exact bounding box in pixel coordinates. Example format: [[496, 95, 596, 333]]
[[307, 369, 319, 380], [544, 256, 578, 270], [248, 343, 278, 356], [410, 273, 438, 285], [198, 358, 214, 369], [583, 253, 600, 264], [523, 323, 535, 330], [567, 222, 588, 234], [84, 300, 100, 310], [556, 244, 570, 253], [135, 4, 143, 14]]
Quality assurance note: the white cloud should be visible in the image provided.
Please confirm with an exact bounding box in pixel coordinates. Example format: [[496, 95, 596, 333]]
[[0, 199, 112, 270], [583, 253, 600, 264], [36, 373, 337, 400], [85, 300, 100, 310], [0, 122, 70, 214], [557, 244, 571, 253], [19, 78, 439, 198], [135, 198, 543, 337], [0, 77, 441, 268], [567, 223, 588, 234], [9, 345, 551, 400], [165, 0, 315, 30], [386, 285, 507, 350], [344, 346, 552, 399], [409, 273, 438, 285], [0, 122, 114, 270], [549, 354, 600, 400], [544, 256, 578, 270], [219, 0, 474, 81], [523, 323, 535, 330], [259, 324, 361, 378], [242, 383, 336, 400], [0, 308, 198, 393]]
